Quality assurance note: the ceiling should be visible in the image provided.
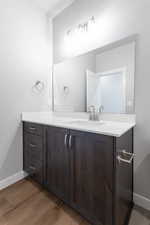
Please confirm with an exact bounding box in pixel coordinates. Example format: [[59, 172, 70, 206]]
[[32, 0, 75, 17]]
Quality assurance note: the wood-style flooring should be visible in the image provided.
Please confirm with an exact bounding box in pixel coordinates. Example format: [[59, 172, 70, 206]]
[[0, 179, 149, 225]]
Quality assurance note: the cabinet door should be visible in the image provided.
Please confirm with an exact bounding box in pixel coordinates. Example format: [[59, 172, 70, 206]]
[[70, 130, 114, 225], [115, 129, 133, 225], [46, 126, 70, 203]]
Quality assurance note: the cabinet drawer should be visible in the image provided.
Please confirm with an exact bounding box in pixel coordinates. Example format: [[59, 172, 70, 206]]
[[24, 133, 43, 161], [25, 133, 43, 149], [24, 122, 43, 136], [29, 160, 43, 185], [23, 148, 43, 185]]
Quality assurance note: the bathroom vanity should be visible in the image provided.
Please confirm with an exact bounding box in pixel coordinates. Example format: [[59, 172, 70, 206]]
[[23, 36, 136, 225], [22, 112, 135, 225]]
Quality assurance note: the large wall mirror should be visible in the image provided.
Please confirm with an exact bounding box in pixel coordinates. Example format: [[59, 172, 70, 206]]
[[53, 38, 135, 114]]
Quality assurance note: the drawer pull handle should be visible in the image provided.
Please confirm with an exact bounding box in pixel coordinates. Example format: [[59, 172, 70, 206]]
[[69, 135, 72, 149], [64, 134, 68, 147], [117, 150, 135, 164], [29, 127, 36, 131], [30, 166, 36, 171], [29, 144, 36, 148]]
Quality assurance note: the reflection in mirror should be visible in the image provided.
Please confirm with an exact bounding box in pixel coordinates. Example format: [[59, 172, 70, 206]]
[[53, 40, 135, 114], [87, 68, 126, 113]]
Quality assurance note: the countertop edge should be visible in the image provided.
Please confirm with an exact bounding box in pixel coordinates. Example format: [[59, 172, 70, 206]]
[[22, 118, 136, 138]]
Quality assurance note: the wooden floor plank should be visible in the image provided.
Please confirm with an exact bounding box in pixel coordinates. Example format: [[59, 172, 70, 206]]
[[0, 179, 90, 225], [0, 179, 148, 225], [0, 216, 7, 225], [0, 197, 14, 217], [2, 191, 57, 225], [0, 179, 41, 208]]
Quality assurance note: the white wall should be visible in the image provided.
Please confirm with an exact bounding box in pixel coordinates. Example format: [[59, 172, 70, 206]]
[[0, 0, 52, 181], [53, 0, 150, 206], [87, 70, 101, 111]]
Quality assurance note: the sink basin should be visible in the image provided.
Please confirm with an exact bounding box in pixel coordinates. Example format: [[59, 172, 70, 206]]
[[67, 119, 105, 126]]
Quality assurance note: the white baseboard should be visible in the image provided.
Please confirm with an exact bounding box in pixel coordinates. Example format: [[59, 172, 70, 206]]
[[134, 193, 150, 211], [0, 171, 28, 191]]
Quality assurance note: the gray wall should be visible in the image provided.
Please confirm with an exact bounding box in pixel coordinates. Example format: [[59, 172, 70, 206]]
[[53, 0, 150, 201], [0, 0, 51, 181]]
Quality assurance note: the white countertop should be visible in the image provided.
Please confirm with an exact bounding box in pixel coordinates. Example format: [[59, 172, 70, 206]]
[[22, 112, 136, 137]]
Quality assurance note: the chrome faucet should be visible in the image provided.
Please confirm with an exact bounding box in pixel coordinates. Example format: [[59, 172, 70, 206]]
[[88, 105, 104, 121]]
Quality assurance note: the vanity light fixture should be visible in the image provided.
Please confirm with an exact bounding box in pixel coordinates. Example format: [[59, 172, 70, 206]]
[[66, 16, 95, 38]]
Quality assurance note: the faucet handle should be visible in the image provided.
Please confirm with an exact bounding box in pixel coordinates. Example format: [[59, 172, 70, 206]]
[[88, 105, 95, 112]]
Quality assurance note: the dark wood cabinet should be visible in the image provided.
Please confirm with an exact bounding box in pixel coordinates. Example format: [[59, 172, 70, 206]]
[[69, 130, 114, 225], [23, 122, 134, 225], [114, 129, 134, 225], [46, 126, 71, 203]]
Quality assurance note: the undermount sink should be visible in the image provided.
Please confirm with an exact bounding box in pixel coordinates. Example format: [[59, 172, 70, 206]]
[[67, 119, 105, 126]]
